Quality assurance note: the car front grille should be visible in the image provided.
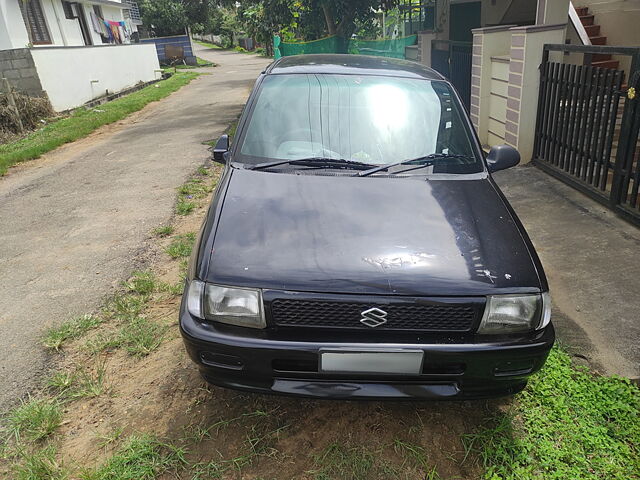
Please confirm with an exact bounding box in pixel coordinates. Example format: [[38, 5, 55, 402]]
[[269, 299, 480, 332]]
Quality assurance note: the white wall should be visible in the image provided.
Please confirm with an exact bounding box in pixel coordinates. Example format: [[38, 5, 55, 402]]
[[0, 0, 31, 49], [31, 44, 161, 111]]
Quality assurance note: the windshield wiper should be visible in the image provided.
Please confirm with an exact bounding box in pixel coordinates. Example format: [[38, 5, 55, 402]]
[[356, 153, 475, 177], [247, 157, 376, 171]]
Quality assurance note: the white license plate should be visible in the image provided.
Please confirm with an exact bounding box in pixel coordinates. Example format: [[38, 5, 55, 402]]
[[320, 350, 424, 375]]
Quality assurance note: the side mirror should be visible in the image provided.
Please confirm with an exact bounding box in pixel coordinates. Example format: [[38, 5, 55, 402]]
[[213, 134, 229, 164], [486, 145, 520, 173]]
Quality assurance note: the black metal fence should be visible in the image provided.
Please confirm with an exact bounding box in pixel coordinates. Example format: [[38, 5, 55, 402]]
[[431, 40, 472, 110], [533, 44, 640, 225]]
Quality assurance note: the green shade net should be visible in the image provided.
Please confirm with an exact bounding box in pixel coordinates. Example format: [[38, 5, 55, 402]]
[[274, 35, 417, 60]]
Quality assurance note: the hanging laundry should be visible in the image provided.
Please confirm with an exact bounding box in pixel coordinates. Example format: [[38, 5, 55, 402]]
[[108, 20, 122, 44], [103, 20, 114, 43], [118, 20, 128, 44], [122, 19, 133, 42]]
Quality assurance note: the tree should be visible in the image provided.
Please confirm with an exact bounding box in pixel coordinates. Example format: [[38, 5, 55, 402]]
[[311, 0, 396, 52], [139, 0, 187, 36], [238, 0, 294, 55], [139, 0, 220, 37]]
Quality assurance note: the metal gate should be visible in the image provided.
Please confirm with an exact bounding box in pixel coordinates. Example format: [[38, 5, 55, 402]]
[[431, 40, 472, 110], [533, 44, 640, 226]]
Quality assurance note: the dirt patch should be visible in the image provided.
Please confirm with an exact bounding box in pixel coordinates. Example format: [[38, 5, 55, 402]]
[[0, 91, 54, 136]]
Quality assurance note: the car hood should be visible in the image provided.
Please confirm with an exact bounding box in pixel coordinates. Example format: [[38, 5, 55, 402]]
[[205, 169, 542, 296]]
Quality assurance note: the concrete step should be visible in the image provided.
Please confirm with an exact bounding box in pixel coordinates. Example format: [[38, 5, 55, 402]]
[[580, 14, 595, 26], [592, 53, 612, 62], [575, 6, 589, 16], [591, 36, 608, 45], [585, 24, 601, 36]]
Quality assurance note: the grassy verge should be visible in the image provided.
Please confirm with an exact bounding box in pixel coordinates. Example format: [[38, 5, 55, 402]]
[[162, 57, 214, 72], [193, 40, 222, 49], [464, 346, 640, 479], [194, 39, 271, 58], [0, 71, 199, 175]]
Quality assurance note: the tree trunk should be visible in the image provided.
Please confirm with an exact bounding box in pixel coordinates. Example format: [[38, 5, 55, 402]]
[[335, 12, 356, 54], [320, 2, 337, 35]]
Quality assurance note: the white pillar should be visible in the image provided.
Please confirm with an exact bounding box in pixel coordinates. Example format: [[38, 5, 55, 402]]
[[470, 26, 513, 147], [505, 24, 567, 162]]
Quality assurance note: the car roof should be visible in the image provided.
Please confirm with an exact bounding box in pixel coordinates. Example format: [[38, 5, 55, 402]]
[[264, 54, 446, 81]]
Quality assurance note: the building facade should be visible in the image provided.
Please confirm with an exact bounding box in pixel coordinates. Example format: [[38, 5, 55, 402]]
[[0, 0, 159, 111]]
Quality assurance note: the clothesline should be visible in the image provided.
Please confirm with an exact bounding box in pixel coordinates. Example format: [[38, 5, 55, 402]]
[[89, 12, 132, 44]]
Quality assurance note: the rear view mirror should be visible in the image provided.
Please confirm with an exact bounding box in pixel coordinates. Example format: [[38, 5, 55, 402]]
[[213, 134, 229, 164], [486, 145, 520, 173]]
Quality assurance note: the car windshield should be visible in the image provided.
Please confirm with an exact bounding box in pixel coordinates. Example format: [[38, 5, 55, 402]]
[[237, 73, 482, 175]]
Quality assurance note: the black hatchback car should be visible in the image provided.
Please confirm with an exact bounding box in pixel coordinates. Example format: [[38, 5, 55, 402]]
[[180, 54, 554, 400]]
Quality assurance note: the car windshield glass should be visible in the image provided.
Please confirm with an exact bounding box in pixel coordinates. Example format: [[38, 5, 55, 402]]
[[237, 73, 482, 175]]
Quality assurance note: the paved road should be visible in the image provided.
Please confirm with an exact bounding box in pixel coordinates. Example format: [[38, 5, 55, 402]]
[[0, 47, 271, 412]]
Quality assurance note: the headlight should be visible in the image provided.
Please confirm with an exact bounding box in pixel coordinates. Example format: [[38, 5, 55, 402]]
[[477, 294, 547, 334], [186, 280, 265, 329]]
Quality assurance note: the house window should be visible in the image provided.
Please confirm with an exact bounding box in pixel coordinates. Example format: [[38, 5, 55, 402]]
[[18, 0, 52, 45], [62, 1, 75, 19]]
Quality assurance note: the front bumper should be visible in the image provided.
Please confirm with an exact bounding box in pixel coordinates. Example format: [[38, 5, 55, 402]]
[[180, 304, 554, 400]]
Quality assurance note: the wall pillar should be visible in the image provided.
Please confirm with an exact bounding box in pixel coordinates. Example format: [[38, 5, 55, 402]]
[[416, 31, 436, 66], [470, 26, 514, 147], [536, 0, 571, 25], [504, 24, 566, 162]]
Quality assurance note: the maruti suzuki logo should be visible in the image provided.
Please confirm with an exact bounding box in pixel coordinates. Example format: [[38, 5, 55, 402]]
[[360, 307, 388, 328]]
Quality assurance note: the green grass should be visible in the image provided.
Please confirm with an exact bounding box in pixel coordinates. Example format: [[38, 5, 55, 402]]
[[175, 177, 214, 216], [86, 315, 164, 357], [96, 427, 124, 448], [178, 178, 213, 199], [0, 72, 199, 175], [393, 439, 439, 478], [46, 372, 75, 392], [193, 40, 222, 49], [465, 347, 640, 480], [80, 434, 186, 480], [314, 442, 386, 480], [47, 363, 109, 400], [124, 271, 157, 296], [165, 233, 196, 259], [12, 445, 68, 480], [42, 314, 103, 351], [7, 398, 62, 442], [152, 225, 174, 237], [118, 316, 164, 356], [175, 199, 196, 215], [68, 362, 110, 399], [104, 293, 147, 320]]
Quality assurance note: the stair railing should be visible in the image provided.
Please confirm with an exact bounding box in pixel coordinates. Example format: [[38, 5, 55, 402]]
[[569, 2, 592, 46]]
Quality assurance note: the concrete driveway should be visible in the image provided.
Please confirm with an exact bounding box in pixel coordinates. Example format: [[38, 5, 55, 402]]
[[495, 166, 640, 380], [0, 46, 271, 412]]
